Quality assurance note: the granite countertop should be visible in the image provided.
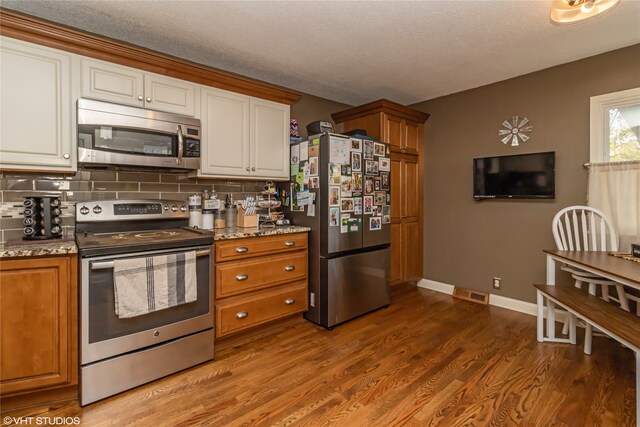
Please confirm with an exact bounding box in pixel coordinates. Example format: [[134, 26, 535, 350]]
[[211, 225, 311, 241], [0, 238, 78, 259]]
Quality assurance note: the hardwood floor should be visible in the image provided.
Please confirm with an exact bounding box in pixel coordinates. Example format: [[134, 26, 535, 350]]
[[3, 288, 636, 426]]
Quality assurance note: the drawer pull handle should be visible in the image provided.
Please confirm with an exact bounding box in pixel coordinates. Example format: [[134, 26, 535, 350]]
[[235, 311, 248, 319], [284, 298, 295, 305], [284, 265, 295, 272], [235, 274, 248, 281], [235, 247, 249, 253], [285, 241, 296, 247]]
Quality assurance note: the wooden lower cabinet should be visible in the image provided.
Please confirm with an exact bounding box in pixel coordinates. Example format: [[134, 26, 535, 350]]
[[0, 255, 78, 409], [215, 233, 309, 338]]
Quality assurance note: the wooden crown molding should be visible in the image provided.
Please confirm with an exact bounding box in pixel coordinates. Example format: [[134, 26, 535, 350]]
[[332, 99, 430, 124], [0, 9, 301, 105]]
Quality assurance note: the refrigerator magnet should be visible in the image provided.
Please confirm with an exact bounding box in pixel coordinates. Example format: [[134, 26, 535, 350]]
[[329, 163, 341, 185], [351, 152, 362, 172], [340, 198, 354, 212], [340, 215, 350, 233], [379, 157, 390, 171], [291, 144, 300, 164], [354, 198, 363, 215], [365, 160, 379, 175], [350, 138, 362, 151], [374, 191, 386, 205], [370, 216, 382, 231], [329, 186, 340, 206], [363, 196, 373, 214], [363, 140, 374, 160], [329, 207, 339, 226], [380, 172, 390, 190], [352, 173, 363, 192], [309, 157, 318, 176], [374, 143, 386, 157]]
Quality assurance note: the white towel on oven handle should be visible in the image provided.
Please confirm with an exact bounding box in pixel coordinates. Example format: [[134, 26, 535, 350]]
[[113, 251, 197, 319]]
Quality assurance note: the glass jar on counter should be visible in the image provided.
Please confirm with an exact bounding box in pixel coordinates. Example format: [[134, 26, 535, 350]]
[[214, 210, 226, 229]]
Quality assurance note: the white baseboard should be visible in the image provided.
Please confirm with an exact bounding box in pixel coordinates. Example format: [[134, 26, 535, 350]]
[[417, 278, 566, 321]]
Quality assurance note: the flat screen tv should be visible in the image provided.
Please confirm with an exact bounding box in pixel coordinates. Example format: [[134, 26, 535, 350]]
[[473, 151, 555, 200]]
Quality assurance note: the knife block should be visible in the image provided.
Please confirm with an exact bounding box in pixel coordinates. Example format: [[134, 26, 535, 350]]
[[237, 207, 258, 228]]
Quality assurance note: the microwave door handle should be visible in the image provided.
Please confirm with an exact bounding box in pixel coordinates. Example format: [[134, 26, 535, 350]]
[[177, 125, 184, 165]]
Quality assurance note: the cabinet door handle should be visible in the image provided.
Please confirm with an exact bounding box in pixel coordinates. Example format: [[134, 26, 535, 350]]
[[235, 311, 248, 319], [138, 95, 144, 101], [63, 153, 70, 159], [235, 274, 248, 281], [284, 265, 295, 272], [284, 241, 296, 247], [235, 247, 248, 253], [146, 97, 152, 102], [246, 167, 250, 171], [284, 298, 295, 305], [251, 167, 256, 171]]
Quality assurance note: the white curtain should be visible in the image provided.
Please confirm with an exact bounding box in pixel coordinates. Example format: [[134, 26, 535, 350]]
[[588, 161, 640, 250]]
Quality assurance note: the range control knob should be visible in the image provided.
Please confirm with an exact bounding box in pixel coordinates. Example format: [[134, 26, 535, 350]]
[[93, 205, 102, 214], [179, 205, 187, 212], [80, 206, 90, 215], [171, 205, 178, 212], [163, 205, 169, 211]]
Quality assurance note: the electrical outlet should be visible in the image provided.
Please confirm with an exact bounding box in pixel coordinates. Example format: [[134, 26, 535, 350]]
[[492, 277, 502, 289]]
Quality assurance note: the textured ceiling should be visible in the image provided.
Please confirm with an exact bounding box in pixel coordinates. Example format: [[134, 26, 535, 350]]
[[2, 1, 640, 105]]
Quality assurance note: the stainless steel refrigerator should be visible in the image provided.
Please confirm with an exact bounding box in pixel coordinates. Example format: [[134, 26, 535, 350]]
[[286, 132, 391, 328]]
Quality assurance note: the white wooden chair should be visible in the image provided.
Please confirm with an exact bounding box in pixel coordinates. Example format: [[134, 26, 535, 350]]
[[551, 206, 628, 354]]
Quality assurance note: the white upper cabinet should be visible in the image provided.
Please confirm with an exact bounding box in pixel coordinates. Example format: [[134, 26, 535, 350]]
[[200, 87, 250, 177], [199, 87, 290, 180], [0, 37, 77, 172], [81, 58, 196, 116], [250, 98, 290, 179]]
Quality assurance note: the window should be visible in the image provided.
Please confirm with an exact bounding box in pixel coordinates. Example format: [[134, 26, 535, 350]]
[[589, 87, 640, 163]]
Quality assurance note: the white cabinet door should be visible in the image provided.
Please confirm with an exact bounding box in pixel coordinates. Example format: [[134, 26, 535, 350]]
[[200, 88, 250, 177], [0, 37, 76, 172], [81, 60, 195, 116], [144, 72, 196, 116], [81, 58, 144, 107], [250, 99, 290, 180]]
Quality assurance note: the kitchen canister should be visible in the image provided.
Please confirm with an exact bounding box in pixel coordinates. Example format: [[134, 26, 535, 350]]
[[188, 194, 202, 228]]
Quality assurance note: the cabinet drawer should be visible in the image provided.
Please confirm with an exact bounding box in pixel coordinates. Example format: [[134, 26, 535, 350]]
[[215, 233, 307, 262], [216, 282, 307, 337], [216, 251, 307, 298]]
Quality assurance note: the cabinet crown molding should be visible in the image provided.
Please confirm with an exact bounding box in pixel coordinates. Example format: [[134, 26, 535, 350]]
[[0, 9, 301, 105], [331, 99, 430, 124]]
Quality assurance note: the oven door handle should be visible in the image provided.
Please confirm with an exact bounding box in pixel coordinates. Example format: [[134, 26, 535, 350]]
[[90, 249, 211, 270]]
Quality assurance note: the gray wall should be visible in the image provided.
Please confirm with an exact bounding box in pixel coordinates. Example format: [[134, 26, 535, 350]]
[[411, 44, 640, 303]]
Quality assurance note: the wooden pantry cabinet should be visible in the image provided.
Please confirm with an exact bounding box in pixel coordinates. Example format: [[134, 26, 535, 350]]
[[214, 233, 309, 338], [0, 255, 78, 410], [332, 100, 429, 290]]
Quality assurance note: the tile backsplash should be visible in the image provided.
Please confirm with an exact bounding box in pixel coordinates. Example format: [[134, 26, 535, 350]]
[[0, 168, 273, 242]]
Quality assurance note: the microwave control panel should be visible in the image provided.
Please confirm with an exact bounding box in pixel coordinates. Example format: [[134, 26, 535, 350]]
[[184, 139, 200, 158]]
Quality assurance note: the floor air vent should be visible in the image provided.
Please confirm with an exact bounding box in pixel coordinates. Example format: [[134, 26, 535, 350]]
[[453, 287, 489, 305]]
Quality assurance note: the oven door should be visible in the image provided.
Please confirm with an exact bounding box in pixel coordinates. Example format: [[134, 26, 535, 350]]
[[81, 246, 213, 365]]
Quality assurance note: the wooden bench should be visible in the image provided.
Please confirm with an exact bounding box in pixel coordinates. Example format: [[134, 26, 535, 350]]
[[535, 283, 640, 426], [535, 284, 640, 352]]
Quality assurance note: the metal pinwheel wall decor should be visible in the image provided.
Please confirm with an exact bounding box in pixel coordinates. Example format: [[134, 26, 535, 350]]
[[498, 116, 533, 147]]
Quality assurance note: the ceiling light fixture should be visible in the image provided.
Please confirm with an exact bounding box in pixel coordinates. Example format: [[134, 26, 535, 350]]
[[550, 0, 620, 25]]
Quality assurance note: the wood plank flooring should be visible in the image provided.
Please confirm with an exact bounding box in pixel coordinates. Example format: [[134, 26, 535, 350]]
[[3, 288, 636, 426]]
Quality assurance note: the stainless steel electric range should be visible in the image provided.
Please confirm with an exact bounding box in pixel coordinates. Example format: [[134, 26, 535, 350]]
[[75, 200, 214, 405]]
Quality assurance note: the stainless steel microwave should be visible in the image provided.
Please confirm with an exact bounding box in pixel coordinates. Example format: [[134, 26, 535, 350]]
[[77, 99, 201, 170]]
